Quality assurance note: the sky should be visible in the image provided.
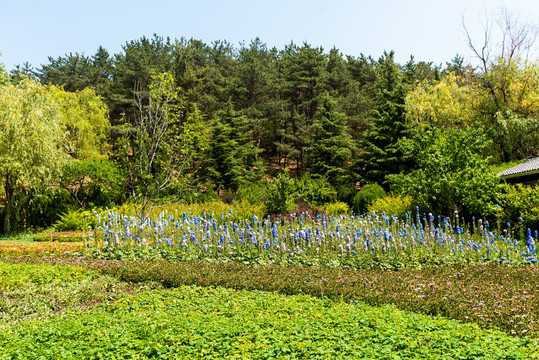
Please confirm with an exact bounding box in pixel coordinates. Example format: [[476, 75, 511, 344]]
[[1, 0, 539, 71]]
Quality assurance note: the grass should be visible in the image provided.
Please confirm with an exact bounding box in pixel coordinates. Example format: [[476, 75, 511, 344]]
[[0, 234, 35, 244]]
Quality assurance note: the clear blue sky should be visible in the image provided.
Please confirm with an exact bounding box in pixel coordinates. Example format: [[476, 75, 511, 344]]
[[1, 0, 538, 71]]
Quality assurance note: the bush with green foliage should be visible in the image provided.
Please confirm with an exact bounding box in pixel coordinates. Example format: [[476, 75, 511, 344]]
[[321, 201, 350, 216], [235, 181, 271, 204], [182, 186, 220, 204], [335, 182, 358, 205], [499, 183, 539, 230], [264, 174, 340, 215], [265, 170, 296, 215], [0, 188, 78, 234], [367, 193, 413, 219], [352, 183, 387, 215], [388, 128, 503, 219], [54, 209, 96, 232], [294, 175, 337, 206], [59, 158, 125, 209]]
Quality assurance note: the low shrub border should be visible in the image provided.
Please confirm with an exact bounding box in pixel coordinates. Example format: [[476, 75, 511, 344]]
[[4, 254, 538, 338]]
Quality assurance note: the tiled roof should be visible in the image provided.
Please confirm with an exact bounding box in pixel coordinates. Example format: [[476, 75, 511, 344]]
[[497, 157, 539, 178]]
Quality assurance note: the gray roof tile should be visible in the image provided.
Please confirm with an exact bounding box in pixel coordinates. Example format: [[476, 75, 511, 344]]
[[497, 157, 539, 177]]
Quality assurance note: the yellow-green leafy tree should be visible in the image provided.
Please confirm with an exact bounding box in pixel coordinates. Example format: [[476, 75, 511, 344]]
[[406, 60, 539, 161], [410, 8, 539, 162], [49, 86, 110, 159], [0, 80, 70, 234], [0, 79, 111, 233], [405, 73, 481, 129], [0, 59, 8, 85]]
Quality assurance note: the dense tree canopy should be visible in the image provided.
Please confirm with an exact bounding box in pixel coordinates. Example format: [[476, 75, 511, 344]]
[[0, 80, 70, 233], [305, 93, 355, 185], [204, 101, 264, 191], [5, 27, 539, 233], [406, 59, 539, 161], [358, 51, 408, 187], [388, 128, 503, 218]]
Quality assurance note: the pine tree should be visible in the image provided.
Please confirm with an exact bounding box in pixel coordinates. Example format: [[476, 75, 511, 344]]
[[235, 38, 278, 168], [278, 42, 327, 173], [206, 101, 264, 190], [306, 93, 355, 185], [358, 51, 408, 187]]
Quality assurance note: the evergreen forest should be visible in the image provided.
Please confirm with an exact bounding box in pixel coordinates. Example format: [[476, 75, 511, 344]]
[[2, 28, 539, 235]]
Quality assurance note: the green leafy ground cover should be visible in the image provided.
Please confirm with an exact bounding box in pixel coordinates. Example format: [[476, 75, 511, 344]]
[[1, 283, 538, 359], [0, 262, 160, 328], [85, 258, 539, 337], [4, 255, 539, 337], [0, 261, 98, 291]]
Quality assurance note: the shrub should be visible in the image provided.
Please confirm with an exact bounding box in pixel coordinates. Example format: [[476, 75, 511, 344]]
[[294, 175, 337, 206], [265, 171, 296, 215], [499, 183, 539, 230], [321, 202, 350, 216], [0, 188, 78, 234], [352, 184, 387, 215], [388, 128, 503, 219], [335, 182, 357, 205], [367, 194, 414, 219], [220, 190, 235, 204], [59, 158, 125, 209], [235, 181, 271, 205], [54, 209, 96, 232], [185, 186, 220, 204]]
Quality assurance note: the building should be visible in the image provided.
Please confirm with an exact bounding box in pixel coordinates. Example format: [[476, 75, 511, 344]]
[[497, 157, 539, 185]]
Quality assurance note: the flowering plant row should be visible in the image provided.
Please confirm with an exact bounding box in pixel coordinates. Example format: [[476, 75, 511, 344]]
[[89, 207, 538, 268]]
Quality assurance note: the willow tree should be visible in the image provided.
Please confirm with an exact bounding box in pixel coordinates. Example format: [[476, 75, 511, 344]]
[[49, 86, 111, 159], [454, 6, 539, 161], [0, 80, 69, 234], [406, 61, 539, 161]]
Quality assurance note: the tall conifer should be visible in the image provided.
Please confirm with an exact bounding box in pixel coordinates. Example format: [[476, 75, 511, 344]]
[[206, 101, 264, 190], [306, 93, 355, 185], [358, 51, 408, 187]]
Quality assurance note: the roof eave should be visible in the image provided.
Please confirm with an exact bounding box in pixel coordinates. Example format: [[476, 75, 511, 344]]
[[499, 169, 539, 179]]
